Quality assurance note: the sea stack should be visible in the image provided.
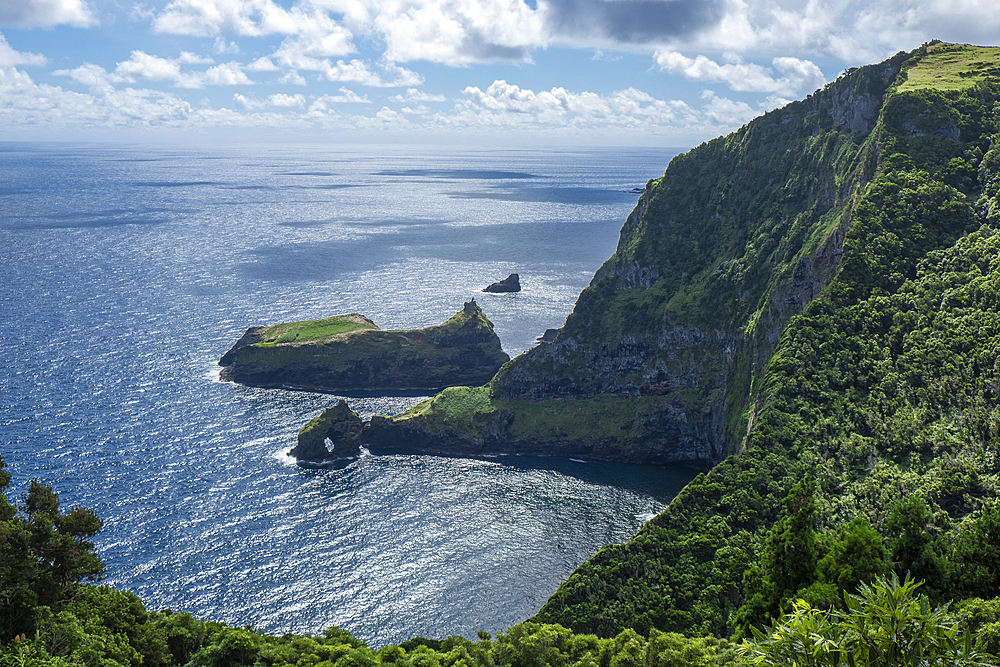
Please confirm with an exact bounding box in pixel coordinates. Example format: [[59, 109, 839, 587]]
[[483, 273, 521, 293], [291, 400, 363, 462], [218, 301, 509, 391]]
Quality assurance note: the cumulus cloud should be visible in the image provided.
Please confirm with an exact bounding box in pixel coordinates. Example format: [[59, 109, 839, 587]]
[[375, 0, 545, 64], [57, 51, 253, 90], [151, 0, 544, 67], [0, 34, 47, 68], [138, 0, 1000, 74], [213, 37, 240, 54], [269, 92, 306, 106], [390, 88, 448, 103], [458, 79, 696, 129], [723, 0, 1000, 64], [154, 0, 298, 37], [278, 70, 308, 85], [654, 51, 826, 95], [323, 87, 370, 103], [204, 62, 252, 85], [698, 89, 756, 126], [2, 66, 195, 130], [247, 56, 278, 71], [376, 106, 404, 123], [53, 63, 105, 87], [314, 59, 422, 87], [0, 0, 95, 28], [234, 91, 307, 108]]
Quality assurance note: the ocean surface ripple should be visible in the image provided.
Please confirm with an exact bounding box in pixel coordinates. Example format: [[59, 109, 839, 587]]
[[0, 143, 694, 645]]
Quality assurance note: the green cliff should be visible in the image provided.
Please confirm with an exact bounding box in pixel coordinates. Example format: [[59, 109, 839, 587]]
[[219, 301, 509, 392], [359, 41, 1000, 638], [365, 49, 910, 463], [532, 41, 1000, 638]]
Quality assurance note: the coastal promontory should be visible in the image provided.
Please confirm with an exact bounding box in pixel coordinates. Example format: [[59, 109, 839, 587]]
[[219, 300, 509, 391]]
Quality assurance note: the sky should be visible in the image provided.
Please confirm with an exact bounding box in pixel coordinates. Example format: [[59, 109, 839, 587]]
[[0, 0, 998, 146]]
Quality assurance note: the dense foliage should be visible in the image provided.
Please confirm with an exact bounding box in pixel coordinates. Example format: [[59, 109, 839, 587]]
[[0, 458, 105, 642], [740, 576, 986, 667], [5, 465, 999, 667], [534, 58, 1000, 640]]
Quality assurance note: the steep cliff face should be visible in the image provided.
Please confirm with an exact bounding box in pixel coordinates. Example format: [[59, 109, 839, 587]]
[[219, 301, 509, 391], [533, 41, 1000, 638], [365, 51, 910, 464]]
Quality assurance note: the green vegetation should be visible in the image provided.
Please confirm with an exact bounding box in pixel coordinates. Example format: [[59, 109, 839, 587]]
[[534, 44, 1000, 641], [740, 576, 986, 667], [254, 315, 378, 348], [6, 458, 1000, 667]]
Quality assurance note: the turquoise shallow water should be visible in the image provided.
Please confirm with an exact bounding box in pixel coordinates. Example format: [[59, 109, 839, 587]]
[[0, 142, 695, 645]]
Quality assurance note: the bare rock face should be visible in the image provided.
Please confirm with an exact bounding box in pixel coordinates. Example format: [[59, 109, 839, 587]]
[[483, 273, 521, 293], [290, 400, 363, 462]]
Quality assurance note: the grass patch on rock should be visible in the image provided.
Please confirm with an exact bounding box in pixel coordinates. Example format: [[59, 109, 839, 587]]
[[256, 314, 377, 347], [897, 42, 1000, 93]]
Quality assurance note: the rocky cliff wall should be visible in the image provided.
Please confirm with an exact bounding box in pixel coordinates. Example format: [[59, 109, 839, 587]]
[[361, 52, 911, 464]]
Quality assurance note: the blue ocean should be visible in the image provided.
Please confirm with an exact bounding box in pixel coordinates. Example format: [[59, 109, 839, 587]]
[[0, 142, 694, 646]]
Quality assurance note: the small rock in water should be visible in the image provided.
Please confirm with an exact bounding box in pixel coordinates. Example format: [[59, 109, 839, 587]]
[[483, 273, 521, 293]]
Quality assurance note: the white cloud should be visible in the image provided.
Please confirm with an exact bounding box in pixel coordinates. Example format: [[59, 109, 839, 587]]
[[0, 0, 95, 28], [375, 0, 545, 65], [115, 51, 187, 83], [138, 0, 1000, 76], [315, 59, 422, 87], [698, 89, 757, 126], [154, 0, 304, 37], [235, 91, 308, 108], [204, 62, 252, 85], [278, 70, 308, 85], [269, 92, 305, 106], [112, 51, 252, 88], [324, 87, 370, 102], [717, 0, 1000, 65], [213, 37, 240, 54], [389, 87, 447, 103], [376, 106, 404, 123], [591, 50, 621, 61], [654, 51, 826, 95], [0, 34, 47, 68], [53, 62, 114, 90], [232, 92, 260, 109], [2, 66, 196, 130], [457, 79, 699, 130], [130, 3, 156, 22], [178, 51, 215, 64], [247, 56, 277, 71], [151, 0, 545, 67]]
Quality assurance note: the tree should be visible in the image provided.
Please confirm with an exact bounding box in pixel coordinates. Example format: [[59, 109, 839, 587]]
[[0, 456, 105, 640], [886, 496, 948, 601], [739, 574, 986, 667]]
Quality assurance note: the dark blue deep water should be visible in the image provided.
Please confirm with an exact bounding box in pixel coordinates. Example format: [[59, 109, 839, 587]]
[[0, 142, 695, 646]]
